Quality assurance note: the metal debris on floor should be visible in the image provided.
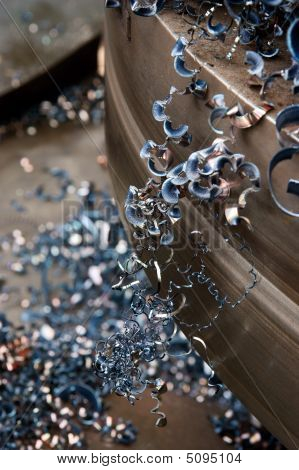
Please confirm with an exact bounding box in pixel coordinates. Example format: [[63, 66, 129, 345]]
[[0, 74, 105, 141], [0, 154, 283, 449]]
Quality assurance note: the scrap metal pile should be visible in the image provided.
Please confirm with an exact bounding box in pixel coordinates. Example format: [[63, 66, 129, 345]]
[[0, 175, 139, 449], [0, 164, 283, 449], [0, 75, 104, 142], [1, 0, 298, 450]]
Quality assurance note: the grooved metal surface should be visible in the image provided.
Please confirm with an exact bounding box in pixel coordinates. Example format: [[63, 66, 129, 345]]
[[104, 7, 299, 449]]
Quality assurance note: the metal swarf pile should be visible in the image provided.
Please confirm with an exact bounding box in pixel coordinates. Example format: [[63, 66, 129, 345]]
[[0, 165, 283, 449], [0, 75, 104, 142], [0, 173, 138, 449]]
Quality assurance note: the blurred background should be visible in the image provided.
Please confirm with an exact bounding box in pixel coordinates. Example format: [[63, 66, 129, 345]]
[[0, 0, 284, 451]]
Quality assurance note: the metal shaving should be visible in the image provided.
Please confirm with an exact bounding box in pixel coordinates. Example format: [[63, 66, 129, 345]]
[[106, 1, 299, 64], [0, 75, 104, 142], [244, 19, 299, 97], [0, 174, 138, 449], [268, 104, 299, 216], [0, 0, 293, 451], [97, 1, 266, 428], [207, 93, 273, 137], [210, 392, 285, 450], [1, 161, 280, 449]]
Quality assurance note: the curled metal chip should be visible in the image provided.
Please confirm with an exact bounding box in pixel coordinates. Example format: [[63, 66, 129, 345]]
[[148, 158, 168, 176], [245, 51, 265, 79], [189, 79, 208, 98], [207, 15, 232, 38], [160, 226, 174, 245], [161, 179, 180, 204], [225, 205, 252, 228], [268, 147, 299, 217], [287, 19, 299, 63], [185, 151, 205, 181], [163, 119, 189, 139], [275, 104, 299, 147], [130, 0, 165, 16], [167, 162, 188, 185], [168, 205, 181, 221], [174, 56, 197, 78], [240, 26, 256, 45], [238, 161, 260, 184], [125, 205, 146, 227], [208, 107, 228, 134], [150, 381, 167, 427], [171, 36, 188, 57], [228, 103, 274, 129], [188, 181, 221, 200], [208, 94, 227, 108], [140, 140, 167, 159], [152, 100, 169, 121], [257, 38, 279, 59], [201, 155, 235, 176]]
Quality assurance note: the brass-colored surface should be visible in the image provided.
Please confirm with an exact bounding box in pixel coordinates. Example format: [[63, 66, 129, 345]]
[[104, 8, 299, 448]]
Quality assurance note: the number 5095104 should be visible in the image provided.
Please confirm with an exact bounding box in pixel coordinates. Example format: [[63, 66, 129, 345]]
[[186, 453, 242, 464]]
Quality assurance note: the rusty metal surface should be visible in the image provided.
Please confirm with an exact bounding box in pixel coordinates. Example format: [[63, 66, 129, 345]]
[[104, 8, 299, 449]]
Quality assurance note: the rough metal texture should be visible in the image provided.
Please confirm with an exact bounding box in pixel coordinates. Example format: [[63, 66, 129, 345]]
[[104, 7, 299, 449]]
